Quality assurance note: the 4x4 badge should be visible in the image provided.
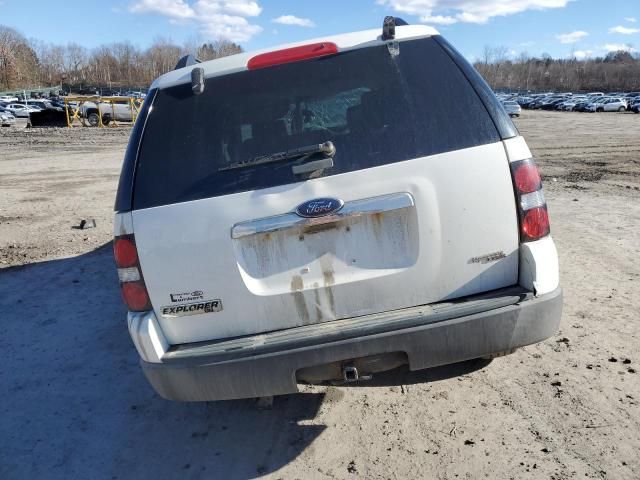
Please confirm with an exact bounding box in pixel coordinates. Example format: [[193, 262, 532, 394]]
[[295, 197, 344, 218]]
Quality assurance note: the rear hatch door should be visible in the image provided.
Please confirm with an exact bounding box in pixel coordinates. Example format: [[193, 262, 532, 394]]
[[130, 36, 519, 345]]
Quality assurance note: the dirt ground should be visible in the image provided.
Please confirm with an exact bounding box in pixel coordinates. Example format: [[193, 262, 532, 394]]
[[1, 111, 639, 480]]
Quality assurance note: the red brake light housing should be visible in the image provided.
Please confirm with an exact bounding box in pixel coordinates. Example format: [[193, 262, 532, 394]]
[[113, 236, 138, 268], [510, 159, 550, 242], [247, 42, 339, 70], [114, 234, 151, 312], [513, 162, 541, 194]]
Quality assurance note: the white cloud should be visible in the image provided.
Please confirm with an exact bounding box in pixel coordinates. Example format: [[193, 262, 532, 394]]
[[130, 0, 195, 19], [377, 0, 571, 25], [421, 15, 458, 25], [604, 43, 637, 53], [129, 0, 263, 42], [625, 17, 637, 23], [573, 50, 594, 59], [272, 15, 315, 27], [609, 25, 640, 35], [556, 30, 588, 44]]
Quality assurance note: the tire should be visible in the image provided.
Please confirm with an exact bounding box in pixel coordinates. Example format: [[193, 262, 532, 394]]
[[87, 112, 100, 127], [597, 108, 603, 113], [618, 106, 625, 112]]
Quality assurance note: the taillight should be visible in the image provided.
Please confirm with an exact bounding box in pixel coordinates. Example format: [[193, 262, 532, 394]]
[[522, 207, 550, 239], [510, 159, 551, 242], [513, 163, 541, 194], [247, 42, 339, 70], [114, 235, 151, 311], [121, 282, 151, 311], [114, 237, 138, 268]]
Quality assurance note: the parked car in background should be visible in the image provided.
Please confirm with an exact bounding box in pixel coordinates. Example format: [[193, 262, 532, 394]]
[[501, 100, 521, 117], [533, 95, 562, 109], [586, 97, 627, 112], [582, 97, 607, 112], [624, 93, 640, 107], [516, 96, 533, 106], [124, 90, 147, 99], [630, 100, 640, 113], [573, 99, 593, 112], [78, 98, 137, 126], [0, 95, 19, 103], [26, 99, 64, 112], [526, 97, 545, 109], [558, 96, 587, 111], [49, 99, 66, 109], [494, 91, 636, 114], [0, 107, 16, 126], [4, 103, 40, 118], [540, 98, 565, 110]]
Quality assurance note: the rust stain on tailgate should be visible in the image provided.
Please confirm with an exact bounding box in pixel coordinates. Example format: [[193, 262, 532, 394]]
[[290, 275, 310, 324]]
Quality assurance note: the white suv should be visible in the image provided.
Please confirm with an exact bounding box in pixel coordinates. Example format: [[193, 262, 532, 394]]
[[4, 103, 40, 118], [114, 18, 562, 401], [586, 97, 627, 112]]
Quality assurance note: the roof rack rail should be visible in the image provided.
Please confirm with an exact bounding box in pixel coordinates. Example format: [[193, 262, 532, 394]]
[[174, 54, 201, 70], [382, 16, 409, 40]]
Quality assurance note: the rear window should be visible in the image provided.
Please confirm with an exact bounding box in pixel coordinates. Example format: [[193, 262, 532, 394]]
[[133, 37, 500, 210]]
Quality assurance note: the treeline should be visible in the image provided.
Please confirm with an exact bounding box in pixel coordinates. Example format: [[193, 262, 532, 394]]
[[0, 25, 242, 91], [3, 24, 640, 93], [475, 46, 640, 92]]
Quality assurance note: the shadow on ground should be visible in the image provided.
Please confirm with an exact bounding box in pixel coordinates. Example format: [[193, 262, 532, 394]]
[[0, 244, 327, 480], [0, 243, 491, 479]]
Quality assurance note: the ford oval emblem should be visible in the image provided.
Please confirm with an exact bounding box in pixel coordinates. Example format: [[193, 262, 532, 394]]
[[295, 197, 344, 218]]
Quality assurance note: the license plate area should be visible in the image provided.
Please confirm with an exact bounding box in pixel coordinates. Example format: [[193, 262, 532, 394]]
[[233, 198, 418, 296]]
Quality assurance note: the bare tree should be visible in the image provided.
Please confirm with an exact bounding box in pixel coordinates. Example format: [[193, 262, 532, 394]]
[[0, 26, 38, 89], [11, 25, 639, 94], [475, 45, 640, 92]]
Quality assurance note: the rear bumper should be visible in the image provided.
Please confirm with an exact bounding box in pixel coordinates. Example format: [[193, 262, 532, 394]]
[[140, 286, 562, 401]]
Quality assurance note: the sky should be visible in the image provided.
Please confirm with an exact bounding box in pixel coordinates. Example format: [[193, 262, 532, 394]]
[[0, 0, 638, 61]]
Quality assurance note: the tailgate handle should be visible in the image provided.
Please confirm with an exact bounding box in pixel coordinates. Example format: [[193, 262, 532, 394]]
[[231, 192, 414, 239]]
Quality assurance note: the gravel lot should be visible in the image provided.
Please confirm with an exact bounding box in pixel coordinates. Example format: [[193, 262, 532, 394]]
[[1, 111, 639, 479]]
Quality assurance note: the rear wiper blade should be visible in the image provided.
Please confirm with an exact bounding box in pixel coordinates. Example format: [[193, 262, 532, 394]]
[[219, 141, 335, 171]]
